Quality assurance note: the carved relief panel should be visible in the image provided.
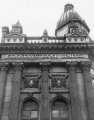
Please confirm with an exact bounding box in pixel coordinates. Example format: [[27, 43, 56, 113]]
[[49, 66, 69, 92], [22, 74, 41, 89], [21, 65, 41, 90], [49, 73, 69, 89]]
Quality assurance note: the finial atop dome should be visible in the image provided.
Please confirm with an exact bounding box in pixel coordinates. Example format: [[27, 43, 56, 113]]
[[43, 29, 48, 36], [11, 20, 23, 34], [15, 20, 21, 26], [42, 29, 48, 42], [64, 3, 74, 12]]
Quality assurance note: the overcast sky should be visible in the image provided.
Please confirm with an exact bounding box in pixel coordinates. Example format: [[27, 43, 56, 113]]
[[0, 0, 94, 39]]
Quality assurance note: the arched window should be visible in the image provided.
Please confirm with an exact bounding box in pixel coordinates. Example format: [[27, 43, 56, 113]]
[[51, 98, 69, 120], [22, 99, 39, 120]]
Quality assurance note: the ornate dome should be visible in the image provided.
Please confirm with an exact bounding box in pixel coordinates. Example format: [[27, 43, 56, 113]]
[[55, 4, 90, 33], [11, 21, 23, 34]]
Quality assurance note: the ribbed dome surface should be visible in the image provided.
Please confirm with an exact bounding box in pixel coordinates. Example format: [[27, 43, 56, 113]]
[[56, 4, 89, 32]]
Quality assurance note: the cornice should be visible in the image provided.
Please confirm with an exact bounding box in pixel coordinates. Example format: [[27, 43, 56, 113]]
[[0, 58, 90, 64], [0, 42, 89, 54]]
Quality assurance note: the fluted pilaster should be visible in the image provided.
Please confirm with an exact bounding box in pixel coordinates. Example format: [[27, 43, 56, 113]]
[[0, 63, 8, 120], [76, 65, 89, 120], [68, 61, 89, 120], [9, 62, 23, 120], [40, 62, 50, 120], [68, 62, 81, 120], [81, 61, 91, 120]]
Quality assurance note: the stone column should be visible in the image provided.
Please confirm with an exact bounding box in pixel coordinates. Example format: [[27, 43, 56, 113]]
[[69, 61, 89, 120], [9, 62, 23, 120], [40, 62, 50, 120], [0, 63, 8, 120], [68, 62, 81, 120], [76, 66, 89, 120], [81, 62, 91, 120]]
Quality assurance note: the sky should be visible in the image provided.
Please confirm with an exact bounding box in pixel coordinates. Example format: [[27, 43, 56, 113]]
[[0, 0, 94, 39]]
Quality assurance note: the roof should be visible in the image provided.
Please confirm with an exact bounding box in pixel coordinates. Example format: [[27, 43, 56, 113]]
[[56, 4, 90, 33]]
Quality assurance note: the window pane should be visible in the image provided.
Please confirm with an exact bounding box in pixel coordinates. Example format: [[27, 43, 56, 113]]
[[22, 100, 39, 120], [31, 111, 38, 118], [60, 110, 68, 118], [22, 110, 31, 119], [51, 100, 69, 120], [52, 110, 59, 118]]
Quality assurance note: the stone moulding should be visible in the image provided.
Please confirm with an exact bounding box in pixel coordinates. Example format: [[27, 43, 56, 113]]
[[0, 42, 88, 52]]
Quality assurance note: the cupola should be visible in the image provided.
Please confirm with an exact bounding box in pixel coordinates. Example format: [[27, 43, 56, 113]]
[[55, 3, 90, 37], [11, 21, 23, 34]]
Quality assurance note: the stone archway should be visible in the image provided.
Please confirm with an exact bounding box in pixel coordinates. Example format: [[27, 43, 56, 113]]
[[21, 97, 39, 120], [50, 96, 69, 120]]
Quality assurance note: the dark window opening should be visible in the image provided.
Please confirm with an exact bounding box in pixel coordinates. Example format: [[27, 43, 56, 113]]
[[51, 99, 69, 120], [22, 100, 39, 120]]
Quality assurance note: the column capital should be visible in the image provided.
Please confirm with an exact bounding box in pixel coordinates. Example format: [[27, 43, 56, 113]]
[[66, 61, 77, 71], [0, 62, 9, 71], [39, 62, 51, 66], [12, 62, 24, 71], [39, 62, 51, 71], [66, 61, 77, 66], [80, 61, 91, 72]]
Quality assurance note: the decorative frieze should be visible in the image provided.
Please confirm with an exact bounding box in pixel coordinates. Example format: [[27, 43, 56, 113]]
[[1, 53, 88, 59], [0, 42, 88, 55], [0, 54, 90, 64]]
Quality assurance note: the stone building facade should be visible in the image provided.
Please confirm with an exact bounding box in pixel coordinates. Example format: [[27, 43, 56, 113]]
[[0, 3, 94, 120]]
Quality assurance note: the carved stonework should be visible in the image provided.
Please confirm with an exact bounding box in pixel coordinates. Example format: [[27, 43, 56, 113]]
[[80, 61, 91, 72], [23, 75, 40, 88], [66, 61, 77, 72], [0, 62, 9, 71], [12, 62, 24, 71], [0, 42, 88, 55], [49, 73, 69, 89], [40, 62, 50, 71]]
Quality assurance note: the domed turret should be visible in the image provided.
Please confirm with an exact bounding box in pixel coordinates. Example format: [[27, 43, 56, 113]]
[[2, 26, 9, 36], [42, 29, 48, 42], [43, 29, 48, 36], [11, 21, 23, 34], [55, 4, 90, 37]]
